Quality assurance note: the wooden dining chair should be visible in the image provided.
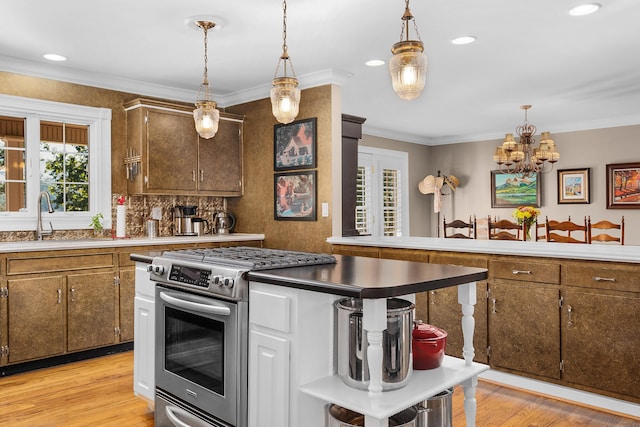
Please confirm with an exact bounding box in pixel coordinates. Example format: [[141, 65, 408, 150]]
[[546, 216, 588, 243], [588, 216, 624, 245], [487, 216, 524, 241], [443, 216, 477, 239]]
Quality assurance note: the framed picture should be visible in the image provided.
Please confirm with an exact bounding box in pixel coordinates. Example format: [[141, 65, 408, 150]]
[[606, 162, 640, 209], [557, 168, 590, 204], [274, 171, 317, 220], [491, 171, 541, 208], [274, 117, 317, 171]]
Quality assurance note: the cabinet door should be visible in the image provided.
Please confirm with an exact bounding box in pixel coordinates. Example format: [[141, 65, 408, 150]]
[[7, 276, 65, 363], [429, 282, 488, 364], [562, 289, 640, 399], [118, 268, 135, 342], [67, 272, 117, 352], [489, 281, 561, 379], [146, 109, 198, 192], [133, 294, 155, 403], [198, 119, 243, 194], [249, 329, 290, 427]]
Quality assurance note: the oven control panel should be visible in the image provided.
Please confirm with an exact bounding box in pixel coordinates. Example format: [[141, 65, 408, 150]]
[[169, 265, 211, 288], [149, 257, 248, 301]]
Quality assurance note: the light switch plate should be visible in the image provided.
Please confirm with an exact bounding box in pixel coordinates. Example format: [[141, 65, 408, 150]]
[[151, 207, 162, 220], [321, 202, 329, 217]]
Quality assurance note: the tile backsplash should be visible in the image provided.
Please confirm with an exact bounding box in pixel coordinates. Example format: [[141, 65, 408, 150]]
[[0, 194, 226, 241]]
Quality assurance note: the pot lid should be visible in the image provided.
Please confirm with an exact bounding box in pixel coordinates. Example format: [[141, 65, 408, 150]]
[[412, 320, 447, 340]]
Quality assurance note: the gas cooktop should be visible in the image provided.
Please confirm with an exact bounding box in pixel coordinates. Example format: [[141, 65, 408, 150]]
[[161, 246, 337, 271]]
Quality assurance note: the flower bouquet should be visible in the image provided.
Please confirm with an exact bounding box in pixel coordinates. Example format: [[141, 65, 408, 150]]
[[512, 206, 541, 241]]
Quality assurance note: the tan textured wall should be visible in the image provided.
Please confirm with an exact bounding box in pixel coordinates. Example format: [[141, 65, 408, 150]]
[[226, 85, 334, 253]]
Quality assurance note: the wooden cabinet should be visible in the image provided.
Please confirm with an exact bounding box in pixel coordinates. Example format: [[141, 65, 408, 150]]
[[118, 267, 136, 342], [67, 271, 117, 352], [125, 98, 244, 196], [6, 276, 65, 363], [428, 252, 488, 364], [561, 288, 640, 399], [488, 258, 561, 379], [560, 261, 640, 400]]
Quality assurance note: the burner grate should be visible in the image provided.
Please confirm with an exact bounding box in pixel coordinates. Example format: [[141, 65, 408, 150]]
[[161, 247, 336, 270]]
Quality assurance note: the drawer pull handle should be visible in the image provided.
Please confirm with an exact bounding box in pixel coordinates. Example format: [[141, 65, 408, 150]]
[[593, 276, 616, 282], [57, 289, 62, 304], [512, 270, 532, 275], [567, 305, 574, 326], [430, 290, 436, 305]]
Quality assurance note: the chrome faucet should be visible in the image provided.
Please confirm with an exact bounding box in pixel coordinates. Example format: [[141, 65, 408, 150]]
[[36, 191, 54, 240]]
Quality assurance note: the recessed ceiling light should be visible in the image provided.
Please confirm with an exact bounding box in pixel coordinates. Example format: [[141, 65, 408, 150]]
[[43, 53, 67, 62], [450, 36, 476, 45], [365, 59, 385, 67], [569, 3, 601, 16]]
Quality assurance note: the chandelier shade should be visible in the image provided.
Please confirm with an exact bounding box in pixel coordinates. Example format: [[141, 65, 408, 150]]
[[193, 20, 220, 139], [493, 105, 559, 176], [271, 0, 301, 124], [389, 0, 427, 100]]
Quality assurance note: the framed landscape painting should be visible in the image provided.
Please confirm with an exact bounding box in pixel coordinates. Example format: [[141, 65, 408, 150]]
[[558, 168, 590, 204], [491, 171, 541, 208], [274, 117, 317, 171], [606, 162, 640, 209], [274, 171, 316, 220]]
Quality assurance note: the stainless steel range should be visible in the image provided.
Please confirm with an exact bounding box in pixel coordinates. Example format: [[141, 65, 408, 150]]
[[148, 246, 336, 427]]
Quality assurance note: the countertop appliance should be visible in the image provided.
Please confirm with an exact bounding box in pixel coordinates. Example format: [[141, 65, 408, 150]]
[[148, 246, 336, 427], [173, 205, 198, 236]]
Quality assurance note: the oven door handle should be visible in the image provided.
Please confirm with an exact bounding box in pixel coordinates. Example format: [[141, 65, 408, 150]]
[[160, 291, 231, 316]]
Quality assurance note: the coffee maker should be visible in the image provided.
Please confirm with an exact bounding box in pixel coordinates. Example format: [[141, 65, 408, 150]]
[[173, 205, 198, 236]]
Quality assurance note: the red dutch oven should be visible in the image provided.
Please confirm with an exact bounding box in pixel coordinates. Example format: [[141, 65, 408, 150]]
[[412, 320, 447, 370]]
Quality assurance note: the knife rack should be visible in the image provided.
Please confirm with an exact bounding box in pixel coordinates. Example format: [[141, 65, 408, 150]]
[[123, 148, 141, 181]]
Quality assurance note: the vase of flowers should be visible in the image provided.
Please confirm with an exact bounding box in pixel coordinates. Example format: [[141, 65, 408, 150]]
[[512, 206, 541, 241]]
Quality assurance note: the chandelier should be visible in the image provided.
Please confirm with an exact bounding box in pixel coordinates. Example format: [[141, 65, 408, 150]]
[[389, 0, 428, 100], [493, 105, 559, 176], [270, 0, 301, 124], [193, 20, 220, 139]]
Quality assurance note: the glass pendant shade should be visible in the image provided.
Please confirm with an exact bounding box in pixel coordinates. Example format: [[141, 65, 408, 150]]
[[271, 76, 301, 124], [194, 100, 220, 139], [390, 40, 427, 100]]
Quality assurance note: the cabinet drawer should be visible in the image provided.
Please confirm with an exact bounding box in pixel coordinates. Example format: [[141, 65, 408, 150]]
[[490, 259, 560, 284], [7, 253, 114, 275], [562, 263, 640, 292], [249, 289, 291, 333], [430, 252, 488, 269]]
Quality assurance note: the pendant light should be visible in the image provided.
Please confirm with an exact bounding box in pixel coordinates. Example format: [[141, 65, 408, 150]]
[[193, 20, 220, 139], [270, 0, 301, 124], [389, 0, 428, 100]]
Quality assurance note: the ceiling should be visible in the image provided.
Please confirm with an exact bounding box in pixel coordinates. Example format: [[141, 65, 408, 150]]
[[1, 0, 639, 145]]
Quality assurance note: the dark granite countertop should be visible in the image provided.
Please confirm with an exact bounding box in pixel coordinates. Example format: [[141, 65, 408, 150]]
[[247, 254, 487, 299]]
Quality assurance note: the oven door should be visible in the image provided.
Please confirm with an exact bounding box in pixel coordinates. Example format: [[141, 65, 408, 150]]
[[156, 285, 238, 426]]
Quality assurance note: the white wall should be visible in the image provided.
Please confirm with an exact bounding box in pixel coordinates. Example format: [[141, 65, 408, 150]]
[[363, 124, 640, 245]]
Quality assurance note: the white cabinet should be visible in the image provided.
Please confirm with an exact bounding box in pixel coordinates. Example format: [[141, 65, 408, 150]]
[[133, 262, 155, 408], [248, 282, 339, 427], [248, 330, 290, 427]]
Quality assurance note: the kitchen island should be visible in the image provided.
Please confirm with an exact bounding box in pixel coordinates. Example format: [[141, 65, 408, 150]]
[[247, 255, 488, 427], [328, 236, 640, 419]]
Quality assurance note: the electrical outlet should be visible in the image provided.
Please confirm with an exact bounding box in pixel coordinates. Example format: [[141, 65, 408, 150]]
[[321, 202, 329, 217], [151, 207, 162, 220]]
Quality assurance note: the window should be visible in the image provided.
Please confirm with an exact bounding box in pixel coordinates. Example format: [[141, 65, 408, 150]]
[[356, 146, 409, 237], [0, 94, 112, 232]]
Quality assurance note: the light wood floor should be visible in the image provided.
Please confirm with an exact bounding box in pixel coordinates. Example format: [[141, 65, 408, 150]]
[[0, 351, 638, 426]]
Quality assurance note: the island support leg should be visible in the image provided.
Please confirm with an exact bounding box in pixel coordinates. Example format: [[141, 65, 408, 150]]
[[362, 298, 387, 396], [458, 282, 476, 366], [462, 376, 479, 427]]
